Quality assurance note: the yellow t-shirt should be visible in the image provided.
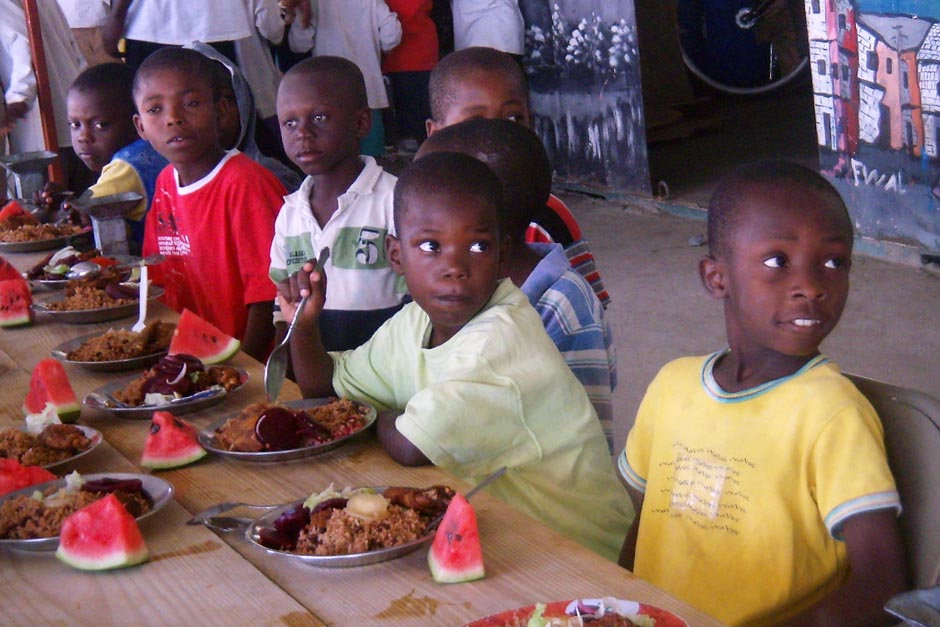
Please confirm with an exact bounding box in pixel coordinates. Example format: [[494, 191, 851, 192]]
[[89, 158, 148, 222], [332, 279, 633, 560], [620, 353, 900, 627]]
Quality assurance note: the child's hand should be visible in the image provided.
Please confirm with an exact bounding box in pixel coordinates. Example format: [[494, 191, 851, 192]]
[[281, 258, 327, 326]]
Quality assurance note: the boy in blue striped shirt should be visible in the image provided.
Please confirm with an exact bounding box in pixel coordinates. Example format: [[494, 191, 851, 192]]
[[417, 119, 616, 451]]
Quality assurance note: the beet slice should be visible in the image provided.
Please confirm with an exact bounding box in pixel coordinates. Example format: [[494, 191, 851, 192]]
[[255, 407, 301, 450]]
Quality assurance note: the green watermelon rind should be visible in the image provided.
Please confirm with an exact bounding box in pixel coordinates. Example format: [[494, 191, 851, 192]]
[[0, 278, 33, 327], [168, 309, 241, 365], [23, 360, 80, 424], [0, 312, 33, 327], [427, 493, 486, 584], [56, 544, 149, 571], [140, 446, 206, 470]]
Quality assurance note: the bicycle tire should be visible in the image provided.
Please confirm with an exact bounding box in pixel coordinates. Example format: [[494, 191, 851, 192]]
[[677, 0, 810, 95]]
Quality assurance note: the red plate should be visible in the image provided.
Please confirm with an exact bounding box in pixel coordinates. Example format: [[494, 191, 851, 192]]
[[464, 598, 687, 627]]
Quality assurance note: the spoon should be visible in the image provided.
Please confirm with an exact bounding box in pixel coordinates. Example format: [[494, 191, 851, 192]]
[[263, 246, 329, 402], [65, 261, 100, 280]]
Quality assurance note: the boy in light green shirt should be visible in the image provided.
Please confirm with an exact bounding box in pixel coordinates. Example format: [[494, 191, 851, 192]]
[[279, 151, 632, 560]]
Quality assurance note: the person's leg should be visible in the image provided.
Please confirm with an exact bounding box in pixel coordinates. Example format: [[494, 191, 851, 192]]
[[359, 109, 386, 157], [391, 71, 431, 146]]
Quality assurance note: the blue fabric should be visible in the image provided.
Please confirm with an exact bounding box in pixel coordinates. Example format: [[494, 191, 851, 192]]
[[112, 139, 168, 243], [520, 243, 617, 452], [360, 109, 386, 157]]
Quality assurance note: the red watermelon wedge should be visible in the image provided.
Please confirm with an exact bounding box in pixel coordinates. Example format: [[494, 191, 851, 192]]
[[0, 459, 56, 496], [23, 358, 80, 423], [0, 199, 28, 222], [0, 255, 22, 282], [0, 278, 33, 327], [56, 493, 149, 570], [428, 492, 485, 583], [168, 309, 240, 364], [141, 411, 206, 469]]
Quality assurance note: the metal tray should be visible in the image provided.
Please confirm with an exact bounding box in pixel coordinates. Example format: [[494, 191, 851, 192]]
[[26, 254, 141, 290], [0, 425, 103, 470], [0, 472, 173, 552], [245, 488, 435, 567], [0, 228, 90, 253], [51, 327, 170, 372], [83, 368, 249, 420], [199, 398, 376, 462], [31, 286, 164, 324]]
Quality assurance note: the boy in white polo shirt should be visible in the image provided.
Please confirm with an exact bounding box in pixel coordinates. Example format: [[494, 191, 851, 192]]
[[270, 56, 405, 351]]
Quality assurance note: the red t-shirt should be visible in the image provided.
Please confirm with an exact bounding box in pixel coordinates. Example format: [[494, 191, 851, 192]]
[[142, 152, 285, 340], [382, 0, 438, 72]]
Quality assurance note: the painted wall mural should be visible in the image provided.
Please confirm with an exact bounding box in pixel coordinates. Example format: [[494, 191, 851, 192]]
[[805, 0, 940, 254], [519, 1, 651, 194]]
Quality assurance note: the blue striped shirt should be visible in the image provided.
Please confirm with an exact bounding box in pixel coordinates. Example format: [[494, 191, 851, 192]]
[[521, 243, 617, 452]]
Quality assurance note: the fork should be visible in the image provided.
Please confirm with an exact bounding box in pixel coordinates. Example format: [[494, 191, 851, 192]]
[[264, 246, 329, 402], [131, 263, 148, 333], [186, 501, 282, 526]]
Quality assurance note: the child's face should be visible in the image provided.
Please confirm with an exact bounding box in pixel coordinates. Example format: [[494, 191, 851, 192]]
[[133, 69, 225, 169], [428, 70, 529, 135], [276, 73, 370, 177], [703, 183, 853, 363], [67, 90, 137, 173], [387, 189, 506, 347]]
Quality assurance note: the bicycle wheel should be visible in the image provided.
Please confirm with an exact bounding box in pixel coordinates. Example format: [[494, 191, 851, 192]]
[[677, 0, 809, 95]]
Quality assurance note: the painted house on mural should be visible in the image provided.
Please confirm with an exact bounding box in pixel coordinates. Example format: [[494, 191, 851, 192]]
[[804, 0, 940, 255]]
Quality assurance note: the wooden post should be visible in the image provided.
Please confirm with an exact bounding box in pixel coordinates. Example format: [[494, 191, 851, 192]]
[[22, 0, 64, 184]]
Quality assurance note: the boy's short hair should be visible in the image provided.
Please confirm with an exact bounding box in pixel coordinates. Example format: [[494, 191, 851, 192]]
[[394, 151, 503, 234], [133, 47, 222, 100], [419, 118, 551, 238], [281, 56, 368, 110], [69, 62, 136, 114], [707, 160, 852, 258], [429, 47, 528, 122]]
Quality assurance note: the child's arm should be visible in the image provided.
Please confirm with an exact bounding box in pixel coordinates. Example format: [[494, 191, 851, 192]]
[[617, 479, 644, 571], [377, 410, 431, 466], [242, 300, 275, 363], [283, 260, 336, 398], [376, 1, 403, 52], [776, 509, 907, 627]]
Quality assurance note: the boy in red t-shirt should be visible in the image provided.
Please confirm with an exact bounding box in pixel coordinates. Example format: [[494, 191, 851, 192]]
[[133, 47, 286, 361], [427, 46, 610, 307]]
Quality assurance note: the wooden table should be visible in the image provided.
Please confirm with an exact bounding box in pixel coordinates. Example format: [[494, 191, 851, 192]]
[[0, 250, 725, 627]]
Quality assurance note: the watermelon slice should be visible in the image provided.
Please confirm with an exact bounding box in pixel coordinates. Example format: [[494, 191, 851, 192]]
[[168, 309, 240, 364], [0, 278, 33, 327], [428, 492, 485, 583], [0, 199, 28, 222], [0, 255, 22, 282], [56, 493, 149, 570], [0, 458, 56, 496], [23, 358, 80, 423], [141, 411, 207, 469]]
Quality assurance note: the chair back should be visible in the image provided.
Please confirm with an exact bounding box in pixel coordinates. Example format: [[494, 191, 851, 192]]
[[848, 374, 940, 589]]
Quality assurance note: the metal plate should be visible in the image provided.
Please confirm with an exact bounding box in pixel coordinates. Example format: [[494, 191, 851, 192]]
[[0, 425, 103, 470], [25, 254, 141, 290], [0, 228, 91, 253], [31, 286, 164, 324], [51, 328, 170, 372], [0, 472, 173, 552], [199, 398, 376, 462], [463, 598, 688, 627], [83, 368, 249, 420], [245, 488, 435, 567]]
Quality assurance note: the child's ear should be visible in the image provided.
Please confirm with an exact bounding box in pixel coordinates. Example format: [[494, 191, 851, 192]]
[[386, 234, 404, 276], [133, 113, 146, 140], [355, 108, 372, 141], [699, 254, 728, 299], [425, 118, 439, 137]]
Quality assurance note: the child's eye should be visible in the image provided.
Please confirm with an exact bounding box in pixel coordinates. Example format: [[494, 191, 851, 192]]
[[312, 113, 327, 123], [283, 119, 297, 129], [418, 241, 439, 253], [469, 241, 490, 253], [68, 121, 80, 129], [185, 99, 199, 107], [146, 106, 161, 115], [93, 122, 109, 130], [762, 255, 786, 268], [506, 113, 526, 123], [824, 257, 846, 269]]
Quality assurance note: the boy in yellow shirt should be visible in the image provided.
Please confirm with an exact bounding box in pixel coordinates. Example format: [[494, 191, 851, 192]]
[[618, 161, 907, 626], [279, 151, 631, 560]]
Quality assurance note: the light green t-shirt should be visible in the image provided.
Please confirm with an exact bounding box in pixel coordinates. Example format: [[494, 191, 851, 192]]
[[332, 279, 633, 560]]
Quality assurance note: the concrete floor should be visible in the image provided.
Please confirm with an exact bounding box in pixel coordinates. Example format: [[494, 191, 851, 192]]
[[564, 191, 940, 450]]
